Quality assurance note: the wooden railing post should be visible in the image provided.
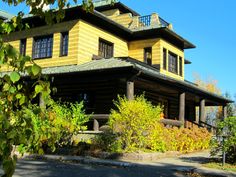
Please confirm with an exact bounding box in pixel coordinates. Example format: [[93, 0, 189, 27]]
[[93, 119, 99, 131], [126, 81, 134, 101], [178, 92, 185, 123], [39, 93, 45, 109]]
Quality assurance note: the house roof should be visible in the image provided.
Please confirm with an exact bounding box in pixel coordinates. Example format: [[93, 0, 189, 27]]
[[19, 3, 195, 49], [0, 10, 14, 20], [38, 58, 231, 104], [95, 1, 140, 16]]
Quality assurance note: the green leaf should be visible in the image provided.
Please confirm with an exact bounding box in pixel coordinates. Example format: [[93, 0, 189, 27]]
[[19, 96, 26, 105], [35, 85, 43, 94], [9, 86, 16, 93], [16, 93, 22, 99], [10, 71, 20, 83], [31, 64, 41, 76]]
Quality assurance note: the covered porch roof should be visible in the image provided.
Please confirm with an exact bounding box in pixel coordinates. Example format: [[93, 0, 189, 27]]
[[39, 57, 232, 106]]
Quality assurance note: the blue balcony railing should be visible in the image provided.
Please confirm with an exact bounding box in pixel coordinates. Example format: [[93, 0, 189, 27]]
[[139, 15, 151, 27]]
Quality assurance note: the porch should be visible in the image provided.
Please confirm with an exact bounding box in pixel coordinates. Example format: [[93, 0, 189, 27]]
[[41, 58, 231, 131]]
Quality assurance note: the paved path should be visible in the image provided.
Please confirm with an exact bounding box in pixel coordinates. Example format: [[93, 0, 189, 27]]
[[0, 151, 235, 177]]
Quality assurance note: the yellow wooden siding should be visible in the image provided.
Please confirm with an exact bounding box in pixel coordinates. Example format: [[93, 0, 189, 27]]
[[3, 20, 79, 68], [128, 39, 160, 64], [108, 13, 133, 28], [77, 20, 128, 64], [159, 39, 184, 80], [101, 9, 120, 16]]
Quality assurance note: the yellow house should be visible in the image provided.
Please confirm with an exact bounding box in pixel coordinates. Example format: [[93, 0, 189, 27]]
[[1, 0, 231, 130]]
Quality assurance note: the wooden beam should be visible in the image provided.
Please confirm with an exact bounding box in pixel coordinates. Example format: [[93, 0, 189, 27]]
[[178, 92, 185, 123], [199, 99, 206, 125], [126, 81, 134, 100]]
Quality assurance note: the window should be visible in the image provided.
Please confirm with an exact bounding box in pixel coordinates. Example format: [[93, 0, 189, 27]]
[[20, 39, 26, 56], [163, 48, 167, 70], [33, 35, 53, 59], [98, 38, 113, 59], [144, 47, 152, 65], [168, 52, 178, 74], [60, 32, 69, 56], [179, 57, 183, 76]]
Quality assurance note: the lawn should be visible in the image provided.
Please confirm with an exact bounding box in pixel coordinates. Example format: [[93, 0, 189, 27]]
[[203, 162, 236, 173]]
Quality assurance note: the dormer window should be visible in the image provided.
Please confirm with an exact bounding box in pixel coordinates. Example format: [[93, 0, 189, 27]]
[[144, 47, 152, 65], [98, 38, 114, 59], [168, 51, 178, 74], [32, 35, 53, 59]]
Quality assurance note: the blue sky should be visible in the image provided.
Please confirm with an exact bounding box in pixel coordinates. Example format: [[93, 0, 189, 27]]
[[0, 0, 235, 98]]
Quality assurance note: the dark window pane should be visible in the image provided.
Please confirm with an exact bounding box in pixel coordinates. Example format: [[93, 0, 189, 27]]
[[60, 32, 69, 56], [98, 38, 113, 59], [168, 52, 178, 74], [20, 39, 26, 56], [179, 57, 183, 76], [144, 47, 152, 65], [163, 48, 167, 70], [33, 35, 53, 59]]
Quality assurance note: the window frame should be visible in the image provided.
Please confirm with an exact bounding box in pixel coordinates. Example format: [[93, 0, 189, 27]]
[[179, 56, 183, 76], [168, 51, 178, 74], [98, 38, 114, 59], [20, 38, 27, 56], [60, 31, 69, 57], [163, 48, 167, 70], [144, 47, 152, 65], [32, 34, 53, 59]]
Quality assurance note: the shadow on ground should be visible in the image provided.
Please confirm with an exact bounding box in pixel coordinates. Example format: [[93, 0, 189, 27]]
[[11, 158, 212, 177]]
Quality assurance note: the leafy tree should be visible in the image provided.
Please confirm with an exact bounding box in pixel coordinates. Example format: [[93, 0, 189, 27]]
[[0, 0, 95, 176], [211, 117, 236, 164], [193, 73, 222, 124]]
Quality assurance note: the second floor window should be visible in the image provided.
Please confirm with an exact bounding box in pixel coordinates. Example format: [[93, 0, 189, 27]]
[[98, 38, 113, 59], [33, 35, 53, 59], [60, 32, 69, 56], [179, 57, 183, 76], [163, 48, 167, 70], [20, 39, 26, 56], [144, 47, 152, 65], [168, 52, 178, 74]]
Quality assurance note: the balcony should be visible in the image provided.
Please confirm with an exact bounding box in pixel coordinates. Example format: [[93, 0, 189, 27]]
[[129, 13, 173, 31]]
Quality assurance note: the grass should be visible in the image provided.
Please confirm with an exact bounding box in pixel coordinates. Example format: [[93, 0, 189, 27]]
[[203, 162, 236, 173]]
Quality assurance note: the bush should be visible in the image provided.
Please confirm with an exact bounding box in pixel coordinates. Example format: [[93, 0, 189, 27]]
[[106, 95, 212, 153], [17, 101, 90, 154], [211, 117, 236, 164], [109, 95, 163, 152]]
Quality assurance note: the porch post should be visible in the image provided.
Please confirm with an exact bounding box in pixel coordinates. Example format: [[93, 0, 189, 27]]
[[222, 105, 227, 120], [178, 92, 185, 123], [199, 99, 206, 125], [126, 81, 134, 100]]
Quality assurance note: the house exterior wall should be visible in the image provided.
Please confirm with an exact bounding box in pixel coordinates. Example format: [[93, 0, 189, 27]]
[[128, 38, 184, 80], [77, 20, 128, 64], [4, 20, 80, 68], [159, 39, 184, 80]]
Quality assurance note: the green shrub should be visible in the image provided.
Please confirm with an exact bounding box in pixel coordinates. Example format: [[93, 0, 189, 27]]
[[211, 117, 236, 164], [17, 101, 90, 154], [109, 95, 163, 152], [93, 95, 212, 154]]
